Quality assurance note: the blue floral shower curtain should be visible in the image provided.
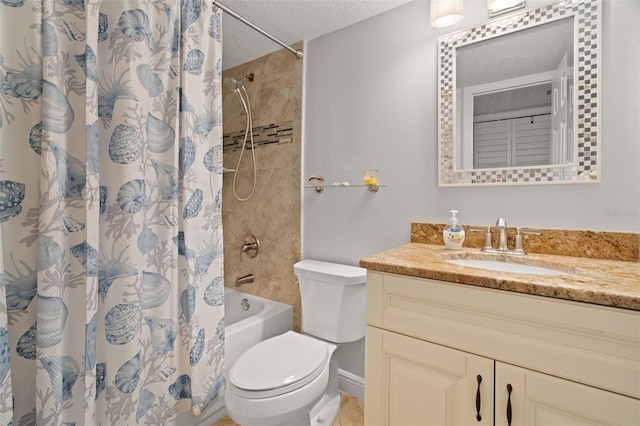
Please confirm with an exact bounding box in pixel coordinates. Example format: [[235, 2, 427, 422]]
[[0, 1, 225, 424]]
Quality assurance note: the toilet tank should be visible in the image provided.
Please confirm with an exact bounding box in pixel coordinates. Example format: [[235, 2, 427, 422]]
[[293, 260, 367, 343]]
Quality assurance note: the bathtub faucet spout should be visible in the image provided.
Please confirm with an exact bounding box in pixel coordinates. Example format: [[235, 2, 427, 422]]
[[235, 273, 254, 287]]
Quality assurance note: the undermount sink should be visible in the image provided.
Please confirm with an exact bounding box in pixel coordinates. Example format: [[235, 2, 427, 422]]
[[441, 254, 575, 276], [445, 259, 568, 275]]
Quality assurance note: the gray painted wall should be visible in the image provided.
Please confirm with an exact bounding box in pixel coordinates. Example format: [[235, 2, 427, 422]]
[[302, 0, 639, 384], [303, 0, 639, 264]]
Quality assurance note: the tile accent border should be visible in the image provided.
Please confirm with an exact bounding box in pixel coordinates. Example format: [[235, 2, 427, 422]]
[[411, 223, 639, 262], [223, 120, 294, 152], [438, 0, 600, 186]]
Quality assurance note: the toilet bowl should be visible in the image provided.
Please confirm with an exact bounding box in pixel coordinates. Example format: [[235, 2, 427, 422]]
[[225, 331, 338, 425], [225, 260, 367, 426]]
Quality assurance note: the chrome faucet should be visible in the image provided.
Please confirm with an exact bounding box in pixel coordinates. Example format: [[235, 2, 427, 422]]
[[235, 273, 254, 287], [472, 218, 541, 255], [495, 217, 509, 252]]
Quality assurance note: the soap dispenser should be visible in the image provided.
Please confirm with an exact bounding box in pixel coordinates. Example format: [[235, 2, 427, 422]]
[[443, 210, 465, 250]]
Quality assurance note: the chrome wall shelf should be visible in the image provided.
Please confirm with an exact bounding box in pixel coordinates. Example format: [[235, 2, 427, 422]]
[[304, 184, 384, 193]]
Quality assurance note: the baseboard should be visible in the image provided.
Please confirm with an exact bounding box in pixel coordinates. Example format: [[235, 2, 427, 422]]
[[338, 368, 365, 401]]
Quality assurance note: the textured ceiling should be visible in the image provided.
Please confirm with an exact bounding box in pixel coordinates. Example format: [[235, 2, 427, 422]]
[[217, 0, 414, 70]]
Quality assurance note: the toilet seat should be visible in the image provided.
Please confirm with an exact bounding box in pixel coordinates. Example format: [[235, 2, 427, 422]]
[[229, 331, 330, 399]]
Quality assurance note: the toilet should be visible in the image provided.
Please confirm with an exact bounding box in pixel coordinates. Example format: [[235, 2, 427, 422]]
[[225, 260, 367, 426]]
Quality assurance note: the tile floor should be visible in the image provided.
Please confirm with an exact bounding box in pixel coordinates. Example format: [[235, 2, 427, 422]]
[[214, 392, 364, 426]]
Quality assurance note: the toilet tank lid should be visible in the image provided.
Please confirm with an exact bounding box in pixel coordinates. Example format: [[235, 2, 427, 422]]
[[293, 260, 366, 285]]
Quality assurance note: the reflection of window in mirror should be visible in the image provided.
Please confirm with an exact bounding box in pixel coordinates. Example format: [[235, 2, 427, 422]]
[[455, 16, 574, 170], [473, 83, 552, 168]]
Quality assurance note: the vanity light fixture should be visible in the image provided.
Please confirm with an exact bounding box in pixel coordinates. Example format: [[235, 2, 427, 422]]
[[487, 0, 525, 17], [430, 0, 463, 28]]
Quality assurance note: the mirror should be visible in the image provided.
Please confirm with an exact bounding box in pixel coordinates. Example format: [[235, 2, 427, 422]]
[[438, 0, 601, 186], [457, 17, 573, 170]]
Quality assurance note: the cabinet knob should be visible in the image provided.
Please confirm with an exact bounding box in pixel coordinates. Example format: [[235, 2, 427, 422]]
[[475, 374, 482, 421]]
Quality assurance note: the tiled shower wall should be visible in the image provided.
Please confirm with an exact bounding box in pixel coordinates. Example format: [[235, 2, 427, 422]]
[[221, 42, 303, 331]]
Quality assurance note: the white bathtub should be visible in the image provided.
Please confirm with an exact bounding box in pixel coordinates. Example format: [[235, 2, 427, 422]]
[[169, 287, 293, 426]]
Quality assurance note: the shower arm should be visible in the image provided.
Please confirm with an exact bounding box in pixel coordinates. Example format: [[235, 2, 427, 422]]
[[212, 0, 303, 59]]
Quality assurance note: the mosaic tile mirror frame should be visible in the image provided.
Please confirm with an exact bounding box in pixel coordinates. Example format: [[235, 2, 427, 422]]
[[438, 0, 601, 186]]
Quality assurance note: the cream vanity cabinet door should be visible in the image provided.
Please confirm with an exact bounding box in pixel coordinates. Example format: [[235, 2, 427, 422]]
[[366, 326, 494, 426], [495, 362, 640, 426]]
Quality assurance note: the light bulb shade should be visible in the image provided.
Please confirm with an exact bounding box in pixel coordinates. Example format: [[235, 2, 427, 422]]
[[487, 0, 525, 17], [431, 0, 464, 28]]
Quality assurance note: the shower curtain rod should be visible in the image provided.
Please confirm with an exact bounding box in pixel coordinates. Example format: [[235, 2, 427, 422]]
[[212, 0, 303, 59]]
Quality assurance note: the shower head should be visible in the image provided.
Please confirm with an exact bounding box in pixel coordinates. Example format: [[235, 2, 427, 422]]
[[224, 73, 254, 91]]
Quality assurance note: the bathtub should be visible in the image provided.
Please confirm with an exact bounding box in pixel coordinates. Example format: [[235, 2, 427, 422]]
[[169, 287, 293, 426]]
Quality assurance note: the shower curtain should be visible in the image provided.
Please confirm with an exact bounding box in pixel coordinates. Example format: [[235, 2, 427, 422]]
[[0, 1, 225, 424]]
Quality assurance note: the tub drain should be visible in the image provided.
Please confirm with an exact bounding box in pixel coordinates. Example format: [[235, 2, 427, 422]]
[[241, 298, 250, 311]]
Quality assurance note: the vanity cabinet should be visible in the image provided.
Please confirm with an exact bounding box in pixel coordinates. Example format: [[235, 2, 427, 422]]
[[365, 271, 640, 425]]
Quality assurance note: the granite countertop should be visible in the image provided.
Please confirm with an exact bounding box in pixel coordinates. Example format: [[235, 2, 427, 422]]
[[360, 243, 640, 311]]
